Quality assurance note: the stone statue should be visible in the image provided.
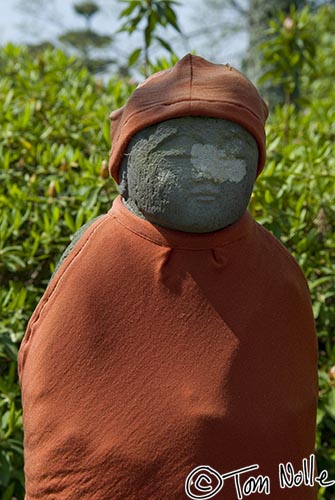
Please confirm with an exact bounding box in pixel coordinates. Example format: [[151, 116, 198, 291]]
[[18, 54, 318, 500], [118, 117, 259, 233]]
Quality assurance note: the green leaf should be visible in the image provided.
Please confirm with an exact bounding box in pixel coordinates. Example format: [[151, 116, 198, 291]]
[[128, 48, 142, 66], [1, 482, 15, 500], [165, 5, 181, 32], [119, 2, 139, 19], [0, 452, 10, 486], [145, 24, 152, 49], [64, 210, 76, 233], [156, 37, 173, 54]]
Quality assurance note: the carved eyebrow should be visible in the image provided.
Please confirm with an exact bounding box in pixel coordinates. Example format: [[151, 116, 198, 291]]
[[160, 149, 189, 157], [132, 126, 179, 156], [150, 125, 179, 149]]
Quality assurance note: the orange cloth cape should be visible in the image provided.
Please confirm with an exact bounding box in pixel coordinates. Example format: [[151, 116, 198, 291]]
[[18, 196, 318, 499]]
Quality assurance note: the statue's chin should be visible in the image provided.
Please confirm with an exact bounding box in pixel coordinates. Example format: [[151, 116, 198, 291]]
[[122, 196, 245, 233], [140, 214, 237, 234]]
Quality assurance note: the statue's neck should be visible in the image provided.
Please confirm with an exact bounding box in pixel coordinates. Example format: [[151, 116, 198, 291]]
[[122, 198, 147, 220]]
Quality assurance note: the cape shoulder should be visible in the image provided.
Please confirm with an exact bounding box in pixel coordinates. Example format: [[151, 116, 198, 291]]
[[49, 214, 106, 285], [254, 220, 311, 295], [18, 213, 111, 377]]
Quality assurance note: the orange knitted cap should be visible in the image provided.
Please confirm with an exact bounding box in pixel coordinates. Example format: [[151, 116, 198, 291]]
[[108, 54, 269, 182]]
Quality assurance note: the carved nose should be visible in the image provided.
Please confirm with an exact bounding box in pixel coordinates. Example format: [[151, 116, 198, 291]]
[[193, 164, 219, 182], [191, 143, 224, 182]]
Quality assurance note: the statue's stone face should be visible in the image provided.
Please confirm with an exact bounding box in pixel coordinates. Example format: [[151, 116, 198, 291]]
[[118, 117, 259, 233]]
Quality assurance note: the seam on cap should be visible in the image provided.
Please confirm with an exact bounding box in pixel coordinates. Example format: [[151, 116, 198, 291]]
[[190, 54, 193, 102]]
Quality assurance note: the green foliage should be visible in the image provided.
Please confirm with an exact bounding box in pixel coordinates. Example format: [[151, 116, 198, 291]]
[[59, 1, 113, 74], [255, 5, 335, 499], [74, 1, 99, 21], [147, 52, 180, 73], [118, 0, 181, 75], [244, 0, 307, 99], [59, 29, 112, 50], [259, 5, 316, 99], [59, 29, 114, 73]]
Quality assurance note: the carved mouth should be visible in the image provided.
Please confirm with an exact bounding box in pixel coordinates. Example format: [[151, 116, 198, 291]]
[[190, 190, 219, 201], [194, 194, 217, 201], [190, 185, 220, 199]]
